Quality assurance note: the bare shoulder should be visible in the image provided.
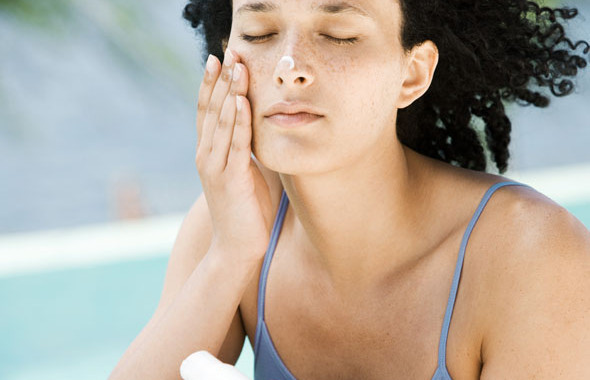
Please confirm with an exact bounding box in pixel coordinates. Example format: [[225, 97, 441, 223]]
[[485, 181, 590, 266], [477, 182, 590, 378]]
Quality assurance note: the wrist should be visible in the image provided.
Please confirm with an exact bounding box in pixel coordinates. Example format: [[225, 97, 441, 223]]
[[208, 239, 267, 266], [204, 243, 265, 281]]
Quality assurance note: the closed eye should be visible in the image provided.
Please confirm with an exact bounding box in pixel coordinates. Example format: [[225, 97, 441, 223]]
[[321, 34, 358, 45], [239, 33, 358, 45], [239, 33, 276, 43]]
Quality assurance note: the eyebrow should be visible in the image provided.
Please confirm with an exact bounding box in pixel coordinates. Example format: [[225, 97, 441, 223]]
[[236, 1, 371, 18]]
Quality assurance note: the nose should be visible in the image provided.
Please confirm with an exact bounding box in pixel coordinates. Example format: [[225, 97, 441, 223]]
[[273, 53, 314, 88]]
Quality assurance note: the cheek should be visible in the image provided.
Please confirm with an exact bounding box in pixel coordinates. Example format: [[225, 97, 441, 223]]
[[230, 49, 272, 107], [244, 57, 273, 95], [334, 56, 402, 118]]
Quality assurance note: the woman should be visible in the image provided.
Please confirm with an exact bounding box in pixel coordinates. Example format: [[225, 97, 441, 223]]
[[110, 0, 590, 378]]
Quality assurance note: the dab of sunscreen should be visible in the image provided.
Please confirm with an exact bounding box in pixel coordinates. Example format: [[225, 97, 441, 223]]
[[278, 55, 295, 70]]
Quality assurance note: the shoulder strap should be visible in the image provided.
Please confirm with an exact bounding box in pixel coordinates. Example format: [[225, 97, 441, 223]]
[[257, 189, 290, 324], [436, 180, 532, 369]]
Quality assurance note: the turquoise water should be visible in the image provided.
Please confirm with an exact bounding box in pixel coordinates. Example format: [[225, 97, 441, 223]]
[[569, 201, 590, 230], [1, 203, 588, 379], [0, 254, 254, 379]]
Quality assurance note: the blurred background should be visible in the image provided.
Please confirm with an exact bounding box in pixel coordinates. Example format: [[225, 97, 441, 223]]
[[0, 0, 588, 378]]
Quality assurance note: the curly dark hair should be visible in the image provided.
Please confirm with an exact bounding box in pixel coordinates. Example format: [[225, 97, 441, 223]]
[[182, 0, 589, 173]]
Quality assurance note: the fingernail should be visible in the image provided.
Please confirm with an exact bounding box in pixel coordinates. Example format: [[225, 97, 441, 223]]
[[233, 64, 241, 82], [206, 54, 215, 74], [236, 96, 243, 111], [224, 49, 234, 67]]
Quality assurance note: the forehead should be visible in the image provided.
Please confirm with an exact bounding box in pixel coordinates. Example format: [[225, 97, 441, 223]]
[[232, 0, 386, 19]]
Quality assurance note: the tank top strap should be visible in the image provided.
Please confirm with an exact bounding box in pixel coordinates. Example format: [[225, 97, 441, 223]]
[[256, 189, 290, 324], [436, 180, 533, 371]]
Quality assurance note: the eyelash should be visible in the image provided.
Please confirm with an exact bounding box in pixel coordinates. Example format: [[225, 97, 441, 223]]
[[239, 33, 358, 45]]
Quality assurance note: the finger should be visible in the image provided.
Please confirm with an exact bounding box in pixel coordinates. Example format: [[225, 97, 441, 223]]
[[209, 95, 237, 173], [209, 63, 250, 171], [196, 54, 220, 145], [226, 95, 253, 172], [200, 48, 237, 154]]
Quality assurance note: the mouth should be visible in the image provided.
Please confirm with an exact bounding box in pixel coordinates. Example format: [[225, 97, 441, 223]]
[[265, 112, 324, 128]]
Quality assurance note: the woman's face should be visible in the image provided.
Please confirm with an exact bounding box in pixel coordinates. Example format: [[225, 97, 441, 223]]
[[228, 0, 409, 175]]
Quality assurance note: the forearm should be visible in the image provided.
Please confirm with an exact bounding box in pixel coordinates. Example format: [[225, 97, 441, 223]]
[[109, 248, 259, 380]]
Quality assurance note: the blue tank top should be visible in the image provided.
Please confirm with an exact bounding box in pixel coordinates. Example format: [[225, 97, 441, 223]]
[[254, 181, 530, 379]]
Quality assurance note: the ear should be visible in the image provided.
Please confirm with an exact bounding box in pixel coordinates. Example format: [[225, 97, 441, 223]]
[[396, 40, 439, 109]]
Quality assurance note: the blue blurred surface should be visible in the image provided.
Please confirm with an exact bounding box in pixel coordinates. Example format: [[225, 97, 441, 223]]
[[0, 255, 257, 379]]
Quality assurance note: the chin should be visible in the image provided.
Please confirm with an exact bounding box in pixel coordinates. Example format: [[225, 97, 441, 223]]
[[251, 146, 297, 175], [251, 119, 350, 175], [252, 142, 342, 176]]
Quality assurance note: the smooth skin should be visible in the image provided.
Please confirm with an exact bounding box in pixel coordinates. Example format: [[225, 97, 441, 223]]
[[110, 0, 590, 379]]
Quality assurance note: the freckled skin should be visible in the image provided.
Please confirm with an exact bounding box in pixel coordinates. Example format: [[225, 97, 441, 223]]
[[228, 0, 406, 175]]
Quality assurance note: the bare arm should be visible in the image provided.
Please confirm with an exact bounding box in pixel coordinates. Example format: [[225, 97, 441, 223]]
[[480, 201, 590, 379], [110, 48, 274, 379], [108, 193, 258, 379]]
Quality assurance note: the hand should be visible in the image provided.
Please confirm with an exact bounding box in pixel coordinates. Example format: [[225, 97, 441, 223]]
[[195, 48, 274, 263]]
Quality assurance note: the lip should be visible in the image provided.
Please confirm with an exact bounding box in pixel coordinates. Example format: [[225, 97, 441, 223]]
[[264, 101, 324, 117], [264, 101, 324, 128], [266, 112, 323, 127]]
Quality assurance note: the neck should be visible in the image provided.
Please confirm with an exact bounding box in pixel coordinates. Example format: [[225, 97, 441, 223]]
[[279, 142, 438, 295]]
